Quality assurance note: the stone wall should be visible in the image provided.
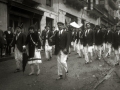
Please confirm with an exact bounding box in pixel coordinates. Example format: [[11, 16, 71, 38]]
[[0, 3, 7, 31]]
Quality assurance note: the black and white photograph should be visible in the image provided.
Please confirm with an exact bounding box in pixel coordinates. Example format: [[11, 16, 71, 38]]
[[0, 0, 120, 90]]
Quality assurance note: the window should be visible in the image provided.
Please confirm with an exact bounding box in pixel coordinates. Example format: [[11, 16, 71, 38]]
[[46, 0, 52, 7], [99, 0, 105, 4], [93, 0, 96, 5]]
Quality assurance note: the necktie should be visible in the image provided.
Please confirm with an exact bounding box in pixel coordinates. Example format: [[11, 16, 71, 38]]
[[85, 30, 88, 36], [107, 31, 109, 35], [59, 31, 61, 37], [79, 31, 81, 38], [97, 30, 99, 33]]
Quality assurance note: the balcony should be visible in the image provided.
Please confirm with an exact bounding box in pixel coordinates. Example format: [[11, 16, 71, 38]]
[[63, 0, 87, 11], [108, 0, 118, 10], [87, 9, 100, 18], [10, 0, 41, 7], [108, 14, 116, 24], [94, 4, 108, 18]]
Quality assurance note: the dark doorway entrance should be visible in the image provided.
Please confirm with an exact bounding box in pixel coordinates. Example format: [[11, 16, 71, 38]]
[[46, 17, 53, 31]]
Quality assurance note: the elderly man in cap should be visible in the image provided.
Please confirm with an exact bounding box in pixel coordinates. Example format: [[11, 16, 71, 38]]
[[94, 25, 103, 60], [10, 26, 26, 72], [112, 25, 120, 66], [105, 26, 113, 58], [50, 22, 70, 80]]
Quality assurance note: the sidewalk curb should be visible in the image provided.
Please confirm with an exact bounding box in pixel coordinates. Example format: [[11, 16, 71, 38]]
[[0, 56, 14, 62]]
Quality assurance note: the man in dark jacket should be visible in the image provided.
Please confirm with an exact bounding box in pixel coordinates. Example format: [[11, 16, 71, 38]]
[[0, 30, 4, 57], [11, 26, 26, 72], [105, 26, 113, 57], [101, 26, 107, 53], [4, 27, 13, 55], [94, 25, 103, 60], [51, 22, 70, 80], [41, 26, 47, 51], [112, 25, 120, 65], [43, 26, 53, 61], [83, 23, 94, 64]]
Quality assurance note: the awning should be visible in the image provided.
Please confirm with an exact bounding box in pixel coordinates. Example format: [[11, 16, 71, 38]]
[[10, 1, 44, 15], [70, 22, 83, 28]]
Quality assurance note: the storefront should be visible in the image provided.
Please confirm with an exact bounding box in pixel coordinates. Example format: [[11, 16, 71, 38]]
[[8, 1, 44, 34]]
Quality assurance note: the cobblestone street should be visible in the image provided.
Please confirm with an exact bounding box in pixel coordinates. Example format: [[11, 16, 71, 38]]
[[0, 49, 120, 90]]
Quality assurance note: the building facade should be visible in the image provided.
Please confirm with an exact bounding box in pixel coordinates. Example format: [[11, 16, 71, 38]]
[[0, 0, 119, 33]]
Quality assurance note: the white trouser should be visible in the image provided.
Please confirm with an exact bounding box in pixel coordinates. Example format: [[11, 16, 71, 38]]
[[57, 50, 68, 75], [73, 40, 77, 51], [14, 45, 22, 69], [77, 40, 84, 57], [115, 49, 119, 63], [76, 42, 80, 54], [45, 45, 52, 59], [94, 45, 102, 58], [84, 46, 93, 63], [102, 43, 106, 52], [105, 43, 111, 56]]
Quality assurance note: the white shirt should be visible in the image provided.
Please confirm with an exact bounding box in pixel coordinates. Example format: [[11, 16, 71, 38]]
[[59, 29, 63, 35], [97, 29, 100, 33], [107, 30, 110, 35], [8, 31, 11, 34], [16, 32, 21, 40]]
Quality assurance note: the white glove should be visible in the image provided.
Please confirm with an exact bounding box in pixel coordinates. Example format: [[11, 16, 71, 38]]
[[23, 45, 26, 49]]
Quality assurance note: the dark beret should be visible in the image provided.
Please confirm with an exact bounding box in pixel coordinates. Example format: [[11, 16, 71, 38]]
[[57, 22, 64, 25]]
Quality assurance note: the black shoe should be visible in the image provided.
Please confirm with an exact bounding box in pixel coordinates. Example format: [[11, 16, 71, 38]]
[[65, 71, 68, 78], [56, 75, 63, 80], [78, 56, 82, 58], [14, 69, 21, 73], [85, 62, 89, 64], [50, 56, 52, 60], [115, 63, 119, 66]]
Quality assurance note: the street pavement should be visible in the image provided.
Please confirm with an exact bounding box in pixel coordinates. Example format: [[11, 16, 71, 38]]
[[0, 49, 120, 90]]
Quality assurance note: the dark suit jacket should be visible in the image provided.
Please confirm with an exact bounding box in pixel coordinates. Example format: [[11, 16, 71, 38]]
[[72, 31, 76, 42], [41, 30, 46, 41], [0, 30, 6, 47], [102, 30, 107, 43], [11, 32, 26, 52], [4, 31, 13, 44], [112, 31, 120, 49], [83, 29, 94, 46], [42, 30, 53, 46], [76, 31, 83, 44], [94, 29, 103, 45], [53, 30, 70, 55], [105, 30, 113, 43]]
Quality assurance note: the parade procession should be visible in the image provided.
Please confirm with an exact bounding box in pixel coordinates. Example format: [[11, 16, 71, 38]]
[[1, 0, 120, 90]]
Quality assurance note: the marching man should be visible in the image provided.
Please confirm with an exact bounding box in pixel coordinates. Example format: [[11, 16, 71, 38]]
[[50, 22, 70, 80], [83, 23, 94, 64], [94, 25, 103, 60], [105, 26, 113, 58], [43, 26, 53, 61], [112, 25, 120, 66], [10, 26, 26, 72]]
